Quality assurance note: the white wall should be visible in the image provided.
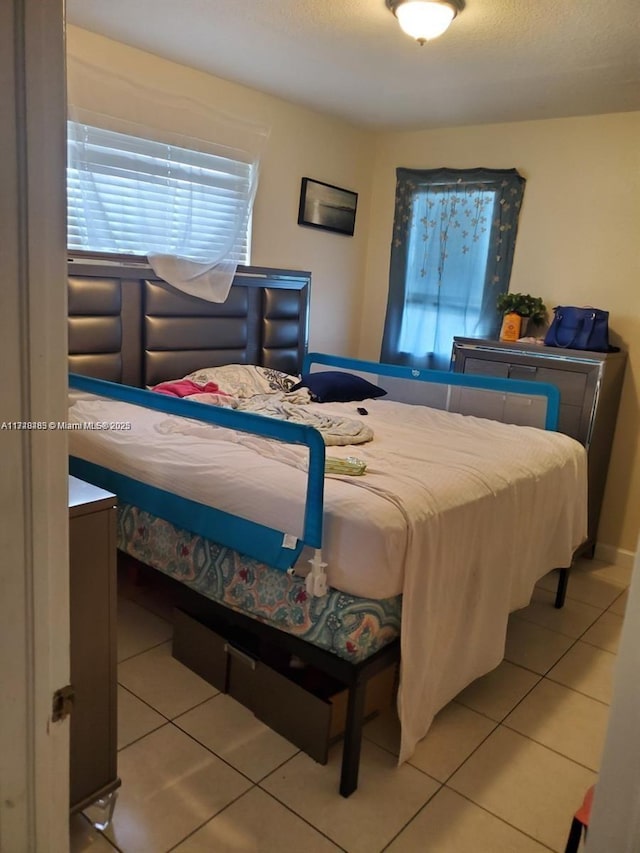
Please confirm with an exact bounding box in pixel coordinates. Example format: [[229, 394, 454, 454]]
[[66, 26, 373, 357], [360, 113, 640, 555]]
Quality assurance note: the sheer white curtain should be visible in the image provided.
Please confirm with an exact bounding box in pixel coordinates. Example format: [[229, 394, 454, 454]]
[[66, 56, 269, 302], [397, 188, 494, 359]]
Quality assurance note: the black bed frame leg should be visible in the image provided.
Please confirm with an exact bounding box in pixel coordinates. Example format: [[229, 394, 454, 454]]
[[555, 567, 570, 609], [340, 678, 367, 797]]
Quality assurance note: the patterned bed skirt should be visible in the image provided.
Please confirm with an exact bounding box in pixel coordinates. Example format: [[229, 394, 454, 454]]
[[118, 504, 402, 663]]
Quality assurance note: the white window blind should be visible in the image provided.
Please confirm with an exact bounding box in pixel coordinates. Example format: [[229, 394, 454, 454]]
[[67, 121, 253, 264]]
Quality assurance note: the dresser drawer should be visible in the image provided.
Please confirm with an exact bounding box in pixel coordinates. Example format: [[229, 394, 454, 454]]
[[463, 357, 509, 378], [504, 364, 587, 407], [462, 353, 589, 409]]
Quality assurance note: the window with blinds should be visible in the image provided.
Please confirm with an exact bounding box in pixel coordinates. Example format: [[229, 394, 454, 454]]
[[67, 121, 253, 263]]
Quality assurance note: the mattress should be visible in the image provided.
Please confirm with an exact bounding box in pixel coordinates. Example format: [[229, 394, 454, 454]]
[[69, 391, 588, 761], [118, 503, 401, 663], [69, 394, 417, 598], [69, 394, 582, 597]]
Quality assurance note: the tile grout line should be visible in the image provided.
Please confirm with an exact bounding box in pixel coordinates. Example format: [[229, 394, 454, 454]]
[[370, 578, 623, 851], [511, 603, 605, 640], [428, 584, 624, 850], [117, 681, 173, 721], [506, 593, 619, 687], [168, 688, 225, 723], [532, 590, 620, 700], [116, 681, 223, 751], [120, 721, 304, 853], [106, 573, 627, 853], [115, 628, 356, 850], [169, 714, 303, 788], [365, 711, 508, 849], [379, 781, 444, 852], [444, 762, 588, 853], [109, 715, 331, 853], [117, 636, 173, 665], [116, 719, 168, 754], [498, 718, 603, 774], [254, 785, 349, 852], [163, 783, 260, 853], [165, 720, 264, 789], [443, 786, 559, 853], [536, 563, 628, 609], [364, 634, 582, 785], [544, 673, 613, 706], [414, 622, 589, 837]]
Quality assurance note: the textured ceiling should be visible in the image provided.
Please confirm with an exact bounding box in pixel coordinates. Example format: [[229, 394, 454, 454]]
[[65, 0, 640, 129]]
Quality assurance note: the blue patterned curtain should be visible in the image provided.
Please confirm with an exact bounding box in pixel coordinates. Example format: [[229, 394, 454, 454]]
[[381, 167, 526, 370]]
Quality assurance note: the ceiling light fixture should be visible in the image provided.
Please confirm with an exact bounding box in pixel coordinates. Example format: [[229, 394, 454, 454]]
[[386, 0, 464, 45]]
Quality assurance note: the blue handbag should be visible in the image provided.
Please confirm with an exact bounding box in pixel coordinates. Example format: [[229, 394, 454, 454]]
[[544, 306, 610, 352]]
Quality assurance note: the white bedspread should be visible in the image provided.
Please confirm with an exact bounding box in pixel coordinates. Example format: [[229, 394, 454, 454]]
[[68, 394, 587, 762]]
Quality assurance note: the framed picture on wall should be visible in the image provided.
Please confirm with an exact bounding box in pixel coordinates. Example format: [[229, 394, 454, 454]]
[[297, 177, 358, 236]]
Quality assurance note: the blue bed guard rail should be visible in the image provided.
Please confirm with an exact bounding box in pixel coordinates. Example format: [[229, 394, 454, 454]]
[[303, 353, 560, 432], [68, 373, 326, 571], [69, 355, 560, 574]]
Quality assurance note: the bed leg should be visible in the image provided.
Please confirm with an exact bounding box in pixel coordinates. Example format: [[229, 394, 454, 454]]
[[555, 567, 570, 609], [339, 678, 366, 798]]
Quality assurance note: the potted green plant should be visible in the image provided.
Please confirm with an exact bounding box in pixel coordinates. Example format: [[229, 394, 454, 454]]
[[496, 292, 547, 325], [496, 292, 547, 340]]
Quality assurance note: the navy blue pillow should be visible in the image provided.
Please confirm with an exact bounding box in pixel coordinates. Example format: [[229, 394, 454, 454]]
[[293, 371, 387, 403]]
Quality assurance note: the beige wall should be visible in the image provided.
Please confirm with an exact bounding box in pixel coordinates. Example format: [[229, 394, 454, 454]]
[[66, 26, 373, 356], [360, 113, 640, 553]]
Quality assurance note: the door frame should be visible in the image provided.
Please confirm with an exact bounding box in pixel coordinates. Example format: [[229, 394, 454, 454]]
[[0, 0, 69, 850]]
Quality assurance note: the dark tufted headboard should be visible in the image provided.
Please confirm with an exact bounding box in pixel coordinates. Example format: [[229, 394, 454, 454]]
[[67, 253, 311, 386]]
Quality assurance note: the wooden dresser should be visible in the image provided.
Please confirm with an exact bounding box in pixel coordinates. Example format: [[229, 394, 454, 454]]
[[69, 476, 120, 820], [451, 338, 626, 553]]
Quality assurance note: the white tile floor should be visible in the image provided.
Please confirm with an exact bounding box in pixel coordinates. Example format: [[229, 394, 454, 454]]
[[71, 556, 630, 853]]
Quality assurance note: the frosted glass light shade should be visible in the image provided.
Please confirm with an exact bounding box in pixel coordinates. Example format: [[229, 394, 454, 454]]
[[395, 1, 456, 42]]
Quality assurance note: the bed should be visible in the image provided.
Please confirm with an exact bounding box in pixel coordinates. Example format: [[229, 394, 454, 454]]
[[67, 253, 588, 795]]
